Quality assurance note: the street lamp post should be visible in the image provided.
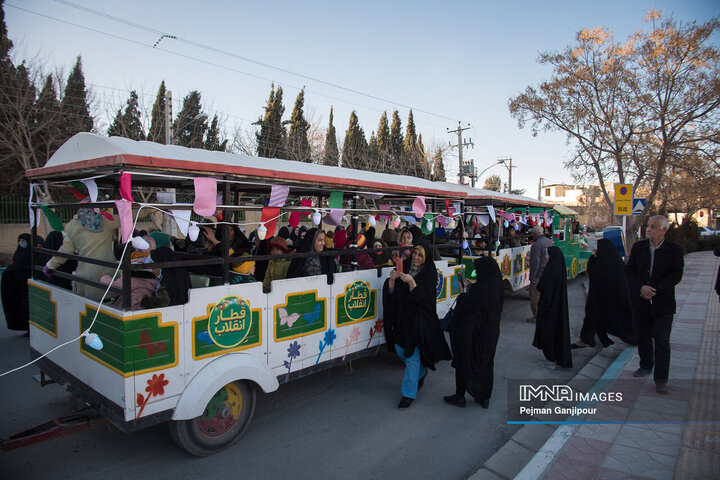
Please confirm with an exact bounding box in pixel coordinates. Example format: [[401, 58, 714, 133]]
[[477, 160, 505, 188], [498, 158, 513, 193]]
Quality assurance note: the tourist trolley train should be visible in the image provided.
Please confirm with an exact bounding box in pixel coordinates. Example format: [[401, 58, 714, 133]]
[[21, 133, 585, 455]]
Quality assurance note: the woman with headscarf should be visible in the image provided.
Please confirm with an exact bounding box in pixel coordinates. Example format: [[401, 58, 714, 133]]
[[371, 238, 393, 269], [393, 227, 414, 262], [532, 246, 572, 368], [287, 227, 335, 285], [354, 234, 375, 270], [2, 234, 36, 332], [383, 243, 452, 409], [333, 228, 351, 268], [43, 231, 77, 290], [572, 238, 636, 348], [444, 257, 504, 408], [45, 207, 120, 302]]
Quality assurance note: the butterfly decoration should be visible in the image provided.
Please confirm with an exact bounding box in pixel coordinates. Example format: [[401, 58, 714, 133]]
[[196, 329, 213, 345], [279, 308, 301, 328], [303, 303, 322, 324], [138, 329, 167, 358]]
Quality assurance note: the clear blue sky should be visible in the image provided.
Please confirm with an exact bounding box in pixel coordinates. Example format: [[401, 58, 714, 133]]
[[5, 0, 718, 195]]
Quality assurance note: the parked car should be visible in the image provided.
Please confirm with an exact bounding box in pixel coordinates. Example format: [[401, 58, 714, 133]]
[[699, 226, 719, 237]]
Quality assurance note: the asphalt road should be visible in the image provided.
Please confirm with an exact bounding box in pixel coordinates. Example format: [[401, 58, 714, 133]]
[[0, 275, 604, 480]]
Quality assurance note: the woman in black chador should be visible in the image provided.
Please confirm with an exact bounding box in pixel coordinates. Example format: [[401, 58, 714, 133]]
[[532, 246, 572, 368], [383, 243, 452, 410], [2, 234, 35, 332], [444, 257, 504, 409], [573, 238, 636, 348]]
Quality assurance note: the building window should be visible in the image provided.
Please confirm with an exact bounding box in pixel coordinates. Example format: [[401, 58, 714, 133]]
[[545, 188, 551, 197]]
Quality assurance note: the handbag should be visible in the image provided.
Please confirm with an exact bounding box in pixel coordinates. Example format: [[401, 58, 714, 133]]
[[440, 294, 461, 332]]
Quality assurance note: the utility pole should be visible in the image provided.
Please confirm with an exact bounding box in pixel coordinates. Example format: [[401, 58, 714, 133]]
[[448, 122, 473, 185], [164, 90, 173, 145], [498, 157, 514, 193], [538, 177, 545, 201]]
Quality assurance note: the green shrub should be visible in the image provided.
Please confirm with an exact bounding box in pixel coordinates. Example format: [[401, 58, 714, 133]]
[[667, 219, 700, 254]]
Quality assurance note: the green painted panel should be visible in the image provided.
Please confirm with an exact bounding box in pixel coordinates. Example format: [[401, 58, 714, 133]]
[[449, 267, 463, 297], [80, 307, 176, 375], [28, 285, 56, 335], [336, 290, 376, 326], [275, 292, 326, 341], [193, 310, 261, 357]]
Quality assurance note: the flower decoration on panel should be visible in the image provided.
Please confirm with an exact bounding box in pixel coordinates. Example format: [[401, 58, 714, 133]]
[[342, 326, 361, 361], [283, 340, 302, 381], [136, 373, 169, 420], [315, 328, 336, 364]]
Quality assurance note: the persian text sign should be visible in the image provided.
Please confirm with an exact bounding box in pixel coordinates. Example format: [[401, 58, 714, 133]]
[[614, 184, 633, 216], [208, 296, 253, 348]]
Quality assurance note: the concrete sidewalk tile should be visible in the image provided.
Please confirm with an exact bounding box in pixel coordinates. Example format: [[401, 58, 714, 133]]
[[512, 423, 556, 451], [602, 443, 677, 479], [484, 440, 535, 479], [594, 467, 654, 479], [589, 353, 614, 370], [541, 454, 602, 480], [592, 403, 631, 422], [578, 361, 608, 380], [576, 422, 622, 443], [614, 424, 683, 456], [467, 468, 504, 480], [675, 447, 720, 479]]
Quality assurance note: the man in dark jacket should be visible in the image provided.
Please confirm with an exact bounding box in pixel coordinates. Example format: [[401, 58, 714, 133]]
[[626, 215, 684, 394]]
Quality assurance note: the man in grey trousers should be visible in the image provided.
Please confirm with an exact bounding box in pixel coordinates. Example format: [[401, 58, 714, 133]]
[[527, 225, 553, 323]]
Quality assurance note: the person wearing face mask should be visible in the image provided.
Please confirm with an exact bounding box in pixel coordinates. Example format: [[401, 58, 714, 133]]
[[2, 234, 40, 333], [384, 243, 452, 410], [287, 227, 335, 285]]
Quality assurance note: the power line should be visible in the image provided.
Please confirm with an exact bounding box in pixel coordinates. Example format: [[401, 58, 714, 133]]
[[51, 0, 461, 124]]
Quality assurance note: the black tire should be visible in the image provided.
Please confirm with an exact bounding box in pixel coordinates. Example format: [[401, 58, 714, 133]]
[[169, 380, 256, 456]]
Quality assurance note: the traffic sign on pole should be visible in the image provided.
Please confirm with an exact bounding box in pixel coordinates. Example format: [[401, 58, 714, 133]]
[[632, 198, 647, 215], [614, 184, 633, 216]]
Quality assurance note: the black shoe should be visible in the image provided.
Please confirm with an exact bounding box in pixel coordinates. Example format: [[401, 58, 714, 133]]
[[418, 372, 427, 390], [570, 342, 586, 349], [443, 394, 466, 408], [633, 368, 651, 377], [655, 382, 669, 394], [476, 398, 490, 409], [398, 397, 414, 410]]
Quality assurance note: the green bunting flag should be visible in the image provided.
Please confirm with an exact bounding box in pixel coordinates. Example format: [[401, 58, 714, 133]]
[[40, 204, 64, 232]]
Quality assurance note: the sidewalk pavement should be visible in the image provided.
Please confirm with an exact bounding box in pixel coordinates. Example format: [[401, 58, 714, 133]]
[[471, 250, 720, 480]]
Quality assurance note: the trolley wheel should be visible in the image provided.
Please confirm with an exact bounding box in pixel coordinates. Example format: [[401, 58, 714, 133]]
[[570, 257, 578, 279], [169, 380, 256, 456]]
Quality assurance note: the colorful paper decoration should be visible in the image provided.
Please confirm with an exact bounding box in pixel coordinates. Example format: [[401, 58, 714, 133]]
[[487, 205, 496, 222], [412, 196, 426, 217], [193, 177, 217, 216], [114, 199, 133, 243], [83, 179, 98, 203], [260, 206, 281, 238], [171, 209, 192, 236], [28, 183, 35, 228], [323, 209, 345, 226], [420, 214, 434, 234], [269, 185, 290, 208], [329, 191, 344, 209], [120, 172, 133, 202], [40, 205, 64, 232]]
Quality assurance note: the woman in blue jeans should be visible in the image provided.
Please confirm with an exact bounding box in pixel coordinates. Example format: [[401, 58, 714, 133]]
[[384, 244, 451, 409]]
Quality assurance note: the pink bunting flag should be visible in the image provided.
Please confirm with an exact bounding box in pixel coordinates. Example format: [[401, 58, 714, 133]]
[[412, 196, 426, 218], [269, 185, 290, 208], [437, 216, 449, 227], [120, 172, 133, 202], [193, 177, 217, 217], [323, 209, 345, 226], [115, 199, 133, 243]]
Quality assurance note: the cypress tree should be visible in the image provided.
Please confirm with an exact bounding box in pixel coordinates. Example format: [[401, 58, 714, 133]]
[[403, 110, 419, 176], [323, 107, 339, 166], [431, 148, 446, 182], [148, 81, 167, 144], [108, 90, 145, 140], [255, 84, 287, 159], [287, 88, 311, 162], [173, 90, 206, 148], [367, 131, 379, 171], [376, 111, 390, 172], [389, 110, 403, 173], [342, 111, 367, 169], [60, 56, 93, 137], [204, 114, 227, 151], [416, 133, 428, 179], [34, 74, 63, 162]]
